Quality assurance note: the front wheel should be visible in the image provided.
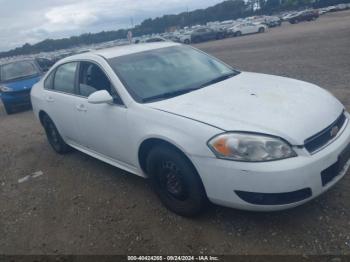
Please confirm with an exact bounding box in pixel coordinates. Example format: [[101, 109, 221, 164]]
[[235, 31, 242, 37], [146, 145, 208, 217], [258, 27, 265, 33], [42, 115, 72, 154]]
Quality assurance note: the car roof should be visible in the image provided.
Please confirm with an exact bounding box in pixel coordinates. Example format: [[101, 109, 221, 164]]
[[58, 42, 181, 63], [92, 42, 180, 59]]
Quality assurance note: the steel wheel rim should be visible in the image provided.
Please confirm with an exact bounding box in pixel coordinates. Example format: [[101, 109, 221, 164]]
[[158, 160, 187, 200]]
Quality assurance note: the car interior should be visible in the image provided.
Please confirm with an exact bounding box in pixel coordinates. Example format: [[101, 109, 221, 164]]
[[78, 62, 112, 97]]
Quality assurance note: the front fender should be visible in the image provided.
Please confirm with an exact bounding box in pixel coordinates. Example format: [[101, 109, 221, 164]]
[[126, 105, 222, 171]]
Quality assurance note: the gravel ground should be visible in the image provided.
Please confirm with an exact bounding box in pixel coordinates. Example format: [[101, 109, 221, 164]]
[[1, 10, 350, 255]]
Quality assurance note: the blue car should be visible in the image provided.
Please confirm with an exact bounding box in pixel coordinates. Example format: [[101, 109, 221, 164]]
[[0, 58, 52, 114]]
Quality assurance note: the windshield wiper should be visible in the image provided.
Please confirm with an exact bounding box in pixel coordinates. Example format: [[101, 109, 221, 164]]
[[198, 72, 237, 89], [142, 87, 202, 103], [142, 72, 238, 103]]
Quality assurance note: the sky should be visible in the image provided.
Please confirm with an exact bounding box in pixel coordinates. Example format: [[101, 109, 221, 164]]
[[0, 0, 224, 52]]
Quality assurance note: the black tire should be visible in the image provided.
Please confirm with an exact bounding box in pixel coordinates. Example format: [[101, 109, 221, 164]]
[[184, 39, 190, 45], [42, 114, 72, 154], [235, 31, 242, 37], [146, 145, 208, 217], [258, 27, 265, 33], [3, 102, 14, 115]]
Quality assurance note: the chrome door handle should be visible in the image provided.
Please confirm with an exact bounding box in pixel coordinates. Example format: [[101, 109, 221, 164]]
[[76, 104, 87, 112]]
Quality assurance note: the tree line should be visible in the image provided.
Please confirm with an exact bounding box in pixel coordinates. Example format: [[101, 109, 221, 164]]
[[0, 0, 348, 58]]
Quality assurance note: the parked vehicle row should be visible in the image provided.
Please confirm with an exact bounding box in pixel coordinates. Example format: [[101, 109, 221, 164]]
[[172, 22, 268, 44], [171, 5, 329, 44], [134, 36, 168, 44], [167, 5, 334, 45], [327, 3, 350, 12]]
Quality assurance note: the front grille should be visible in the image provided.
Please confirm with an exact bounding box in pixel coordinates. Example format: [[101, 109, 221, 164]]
[[304, 112, 347, 153]]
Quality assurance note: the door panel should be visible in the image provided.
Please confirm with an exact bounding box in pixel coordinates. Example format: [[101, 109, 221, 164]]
[[240, 25, 249, 34], [44, 90, 81, 142], [74, 61, 131, 165], [248, 24, 258, 34], [43, 62, 80, 142], [74, 98, 130, 164]]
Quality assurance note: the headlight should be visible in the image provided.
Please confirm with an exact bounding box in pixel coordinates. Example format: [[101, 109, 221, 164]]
[[208, 132, 297, 162], [0, 86, 13, 92]]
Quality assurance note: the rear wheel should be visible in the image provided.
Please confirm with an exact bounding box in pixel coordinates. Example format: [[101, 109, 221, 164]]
[[258, 27, 265, 33], [146, 145, 208, 217], [42, 114, 72, 154], [235, 31, 242, 37], [184, 39, 190, 45]]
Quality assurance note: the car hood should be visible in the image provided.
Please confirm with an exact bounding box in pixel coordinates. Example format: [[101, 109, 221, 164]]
[[147, 72, 344, 145]]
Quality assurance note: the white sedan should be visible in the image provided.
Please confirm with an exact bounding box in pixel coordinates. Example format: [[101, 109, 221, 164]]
[[228, 22, 268, 36], [31, 42, 350, 216]]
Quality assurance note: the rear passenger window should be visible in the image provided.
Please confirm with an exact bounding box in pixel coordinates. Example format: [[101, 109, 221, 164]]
[[53, 62, 78, 94]]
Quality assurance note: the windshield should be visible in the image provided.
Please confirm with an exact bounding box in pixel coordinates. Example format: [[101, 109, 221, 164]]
[[108, 46, 239, 103], [0, 61, 39, 82]]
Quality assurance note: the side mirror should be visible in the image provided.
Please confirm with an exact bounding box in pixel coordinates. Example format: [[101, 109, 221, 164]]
[[88, 90, 113, 104]]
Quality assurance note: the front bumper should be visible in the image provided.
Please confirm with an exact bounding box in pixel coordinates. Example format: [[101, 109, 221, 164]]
[[191, 117, 350, 211]]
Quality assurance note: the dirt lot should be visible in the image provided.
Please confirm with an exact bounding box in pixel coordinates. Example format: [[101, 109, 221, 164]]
[[1, 11, 350, 255]]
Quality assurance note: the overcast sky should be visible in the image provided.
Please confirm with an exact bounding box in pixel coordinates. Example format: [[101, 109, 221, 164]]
[[0, 0, 224, 51]]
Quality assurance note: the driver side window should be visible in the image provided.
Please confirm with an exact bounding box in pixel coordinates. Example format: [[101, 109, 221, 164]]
[[78, 61, 122, 104], [78, 62, 111, 96], [78, 62, 123, 105]]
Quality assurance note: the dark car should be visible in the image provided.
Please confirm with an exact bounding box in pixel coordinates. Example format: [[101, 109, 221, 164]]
[[191, 28, 225, 43], [264, 18, 282, 27], [0, 58, 50, 114], [289, 10, 319, 24]]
